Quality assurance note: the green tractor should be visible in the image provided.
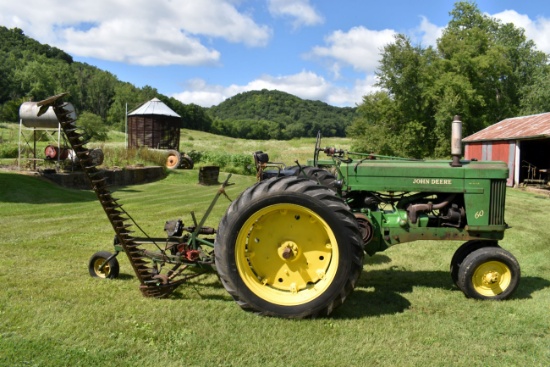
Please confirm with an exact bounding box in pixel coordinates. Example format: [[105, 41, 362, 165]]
[[215, 116, 519, 317], [35, 94, 519, 319]]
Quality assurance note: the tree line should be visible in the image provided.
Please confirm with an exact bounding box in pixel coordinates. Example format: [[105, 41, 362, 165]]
[[2, 1, 550, 153], [0, 26, 356, 141], [0, 26, 213, 134], [348, 2, 550, 158]]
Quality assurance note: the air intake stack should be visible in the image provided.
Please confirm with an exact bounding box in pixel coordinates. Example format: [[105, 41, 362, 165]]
[[451, 115, 463, 167]]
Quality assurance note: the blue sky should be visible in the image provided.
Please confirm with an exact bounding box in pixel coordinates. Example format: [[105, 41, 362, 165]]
[[1, 1, 549, 107]]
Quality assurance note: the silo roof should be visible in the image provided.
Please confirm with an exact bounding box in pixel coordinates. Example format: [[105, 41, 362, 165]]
[[463, 112, 550, 142], [128, 97, 180, 117]]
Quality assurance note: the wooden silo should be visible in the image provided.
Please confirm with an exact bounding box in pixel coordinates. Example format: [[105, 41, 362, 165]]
[[128, 98, 181, 151]]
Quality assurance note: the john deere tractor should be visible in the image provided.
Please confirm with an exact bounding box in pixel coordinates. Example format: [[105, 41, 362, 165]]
[[34, 94, 518, 319], [214, 116, 519, 317]]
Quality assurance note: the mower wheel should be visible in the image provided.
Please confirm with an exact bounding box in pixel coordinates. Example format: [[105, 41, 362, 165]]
[[450, 240, 499, 286], [165, 150, 181, 169], [89, 251, 120, 279], [457, 246, 520, 300], [215, 176, 364, 318]]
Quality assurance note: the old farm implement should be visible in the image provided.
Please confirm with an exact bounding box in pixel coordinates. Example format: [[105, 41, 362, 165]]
[[35, 94, 520, 318]]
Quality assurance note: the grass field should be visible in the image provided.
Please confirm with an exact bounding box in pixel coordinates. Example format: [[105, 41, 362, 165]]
[[0, 122, 352, 170], [1, 164, 549, 367]]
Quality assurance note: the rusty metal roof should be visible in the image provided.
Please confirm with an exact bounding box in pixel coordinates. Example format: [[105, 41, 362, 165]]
[[128, 98, 180, 117], [463, 112, 550, 142]]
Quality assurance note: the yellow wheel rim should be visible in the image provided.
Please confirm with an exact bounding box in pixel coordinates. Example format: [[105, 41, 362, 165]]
[[235, 203, 339, 306], [93, 258, 110, 279], [472, 261, 511, 297]]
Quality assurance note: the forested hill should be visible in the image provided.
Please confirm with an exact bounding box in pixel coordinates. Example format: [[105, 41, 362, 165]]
[[0, 26, 354, 140], [208, 90, 356, 139], [0, 26, 211, 134], [0, 26, 73, 63]]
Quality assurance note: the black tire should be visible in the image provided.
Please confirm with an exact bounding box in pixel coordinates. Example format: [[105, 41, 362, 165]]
[[89, 148, 104, 166], [293, 166, 339, 193], [215, 176, 364, 318], [165, 150, 181, 170], [457, 247, 520, 300], [450, 240, 500, 286], [88, 251, 120, 279], [180, 155, 194, 169]]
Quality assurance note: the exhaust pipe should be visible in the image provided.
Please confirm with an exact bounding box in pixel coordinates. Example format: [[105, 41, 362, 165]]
[[450, 115, 462, 167]]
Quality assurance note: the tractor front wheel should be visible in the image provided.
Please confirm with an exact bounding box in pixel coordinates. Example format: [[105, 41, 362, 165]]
[[215, 176, 364, 318], [88, 251, 120, 279], [457, 247, 520, 300], [450, 240, 500, 286]]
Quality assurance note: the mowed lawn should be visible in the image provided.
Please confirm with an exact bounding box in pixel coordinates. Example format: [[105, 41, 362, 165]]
[[0, 168, 549, 367]]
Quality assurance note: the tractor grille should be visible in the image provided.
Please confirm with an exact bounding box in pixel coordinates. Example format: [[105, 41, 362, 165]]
[[489, 179, 506, 225]]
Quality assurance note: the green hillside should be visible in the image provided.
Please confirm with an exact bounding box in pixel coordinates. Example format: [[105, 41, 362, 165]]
[[0, 26, 354, 141], [208, 89, 356, 139], [0, 26, 212, 133]]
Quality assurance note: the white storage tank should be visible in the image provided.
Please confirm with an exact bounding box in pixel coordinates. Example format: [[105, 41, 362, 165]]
[[19, 102, 76, 129]]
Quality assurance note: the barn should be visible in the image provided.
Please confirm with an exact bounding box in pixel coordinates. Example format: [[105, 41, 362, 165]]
[[128, 98, 181, 151], [463, 112, 550, 187]]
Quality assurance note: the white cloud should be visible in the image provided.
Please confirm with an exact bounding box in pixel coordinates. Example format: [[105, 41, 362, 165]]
[[0, 0, 271, 66], [326, 75, 380, 107], [308, 26, 397, 73], [268, 0, 324, 28], [62, 19, 221, 66], [415, 16, 444, 47], [247, 71, 332, 100], [172, 71, 369, 107], [492, 10, 550, 53], [173, 1, 271, 47]]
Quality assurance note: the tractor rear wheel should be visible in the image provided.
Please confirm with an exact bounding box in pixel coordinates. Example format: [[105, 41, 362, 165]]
[[88, 251, 120, 279], [450, 240, 500, 286], [457, 246, 520, 300], [215, 176, 364, 318], [293, 166, 339, 192]]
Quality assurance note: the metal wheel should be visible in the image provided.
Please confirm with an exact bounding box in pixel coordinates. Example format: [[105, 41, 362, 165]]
[[88, 251, 120, 279], [236, 203, 339, 306], [180, 155, 194, 169], [457, 246, 520, 300], [89, 148, 104, 166], [165, 150, 181, 169], [215, 176, 364, 318]]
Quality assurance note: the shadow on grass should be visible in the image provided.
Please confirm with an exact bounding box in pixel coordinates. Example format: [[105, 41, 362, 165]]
[[114, 270, 229, 301], [111, 263, 550, 318], [114, 273, 135, 280], [0, 171, 97, 204], [114, 188, 141, 193], [335, 269, 550, 319]]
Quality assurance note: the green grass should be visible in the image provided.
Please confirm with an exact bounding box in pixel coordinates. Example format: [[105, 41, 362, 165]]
[[1, 122, 351, 173], [0, 168, 549, 367]]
